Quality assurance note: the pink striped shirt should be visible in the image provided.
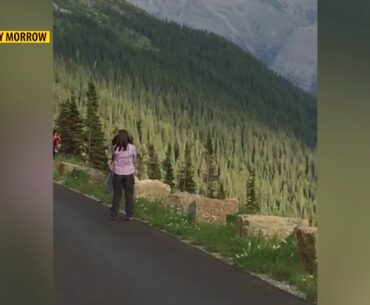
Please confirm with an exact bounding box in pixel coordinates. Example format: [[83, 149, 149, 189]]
[[112, 144, 137, 176]]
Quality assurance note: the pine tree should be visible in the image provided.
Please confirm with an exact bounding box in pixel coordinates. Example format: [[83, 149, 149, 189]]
[[85, 82, 108, 171], [162, 144, 175, 188], [174, 141, 180, 162], [136, 152, 145, 179], [203, 132, 218, 198], [66, 95, 84, 156], [218, 182, 226, 199], [246, 167, 259, 213], [147, 144, 161, 179], [136, 118, 142, 144], [56, 95, 84, 157], [56, 99, 71, 154], [177, 142, 196, 193]]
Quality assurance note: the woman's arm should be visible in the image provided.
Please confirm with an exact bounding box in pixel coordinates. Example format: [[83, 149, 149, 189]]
[[132, 146, 137, 164], [109, 146, 115, 169]]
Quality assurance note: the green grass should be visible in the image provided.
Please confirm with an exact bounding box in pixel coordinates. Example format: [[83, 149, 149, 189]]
[[54, 154, 87, 166], [54, 157, 317, 302]]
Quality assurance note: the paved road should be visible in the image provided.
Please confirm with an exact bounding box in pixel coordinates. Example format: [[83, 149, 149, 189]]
[[54, 184, 311, 305]]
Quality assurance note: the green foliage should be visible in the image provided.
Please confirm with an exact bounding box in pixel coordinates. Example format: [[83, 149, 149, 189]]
[[136, 152, 145, 179], [55, 99, 70, 152], [246, 167, 258, 213], [202, 133, 218, 198], [177, 142, 196, 193], [174, 141, 180, 162], [56, 96, 84, 156], [136, 119, 143, 144], [162, 144, 175, 188], [53, 0, 317, 224], [218, 182, 226, 200], [85, 82, 108, 171], [147, 144, 161, 179]]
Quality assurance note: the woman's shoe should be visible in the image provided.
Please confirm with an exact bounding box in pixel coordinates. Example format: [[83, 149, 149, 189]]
[[125, 216, 133, 222], [110, 214, 118, 221]]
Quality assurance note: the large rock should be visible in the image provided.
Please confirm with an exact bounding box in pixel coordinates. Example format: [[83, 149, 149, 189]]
[[134, 179, 171, 201], [56, 161, 107, 185], [236, 215, 309, 240], [163, 192, 201, 213], [57, 162, 74, 175], [87, 169, 106, 185], [189, 198, 239, 224], [297, 226, 318, 274], [53, 160, 61, 172]]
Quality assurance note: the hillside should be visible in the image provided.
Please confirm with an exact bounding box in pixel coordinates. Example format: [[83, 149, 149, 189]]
[[126, 0, 317, 94], [53, 0, 317, 223]]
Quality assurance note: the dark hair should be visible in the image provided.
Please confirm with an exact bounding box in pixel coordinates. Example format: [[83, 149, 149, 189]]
[[112, 131, 133, 146], [114, 129, 130, 151]]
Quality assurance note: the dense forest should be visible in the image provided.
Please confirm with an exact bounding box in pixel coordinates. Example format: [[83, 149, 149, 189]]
[[53, 0, 317, 224]]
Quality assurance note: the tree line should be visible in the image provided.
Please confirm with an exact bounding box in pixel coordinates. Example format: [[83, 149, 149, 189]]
[[56, 82, 236, 201]]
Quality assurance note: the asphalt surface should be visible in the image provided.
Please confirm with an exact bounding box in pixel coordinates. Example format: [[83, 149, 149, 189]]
[[54, 184, 311, 305]]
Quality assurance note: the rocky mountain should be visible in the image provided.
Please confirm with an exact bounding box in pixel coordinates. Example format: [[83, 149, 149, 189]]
[[126, 0, 317, 95]]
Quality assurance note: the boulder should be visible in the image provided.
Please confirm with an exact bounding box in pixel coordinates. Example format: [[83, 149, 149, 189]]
[[189, 197, 239, 224], [87, 169, 106, 185], [236, 215, 309, 240], [163, 192, 201, 213], [135, 179, 171, 201], [57, 162, 74, 175], [53, 160, 60, 172], [57, 161, 107, 185], [296, 226, 318, 274]]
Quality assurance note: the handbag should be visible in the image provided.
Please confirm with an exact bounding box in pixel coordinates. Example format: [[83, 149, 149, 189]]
[[106, 171, 114, 193]]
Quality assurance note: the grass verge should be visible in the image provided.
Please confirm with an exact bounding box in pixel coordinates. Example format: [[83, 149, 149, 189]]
[[54, 158, 317, 302]]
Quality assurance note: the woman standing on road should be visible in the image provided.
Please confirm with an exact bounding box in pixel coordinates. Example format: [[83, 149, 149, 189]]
[[110, 129, 136, 221]]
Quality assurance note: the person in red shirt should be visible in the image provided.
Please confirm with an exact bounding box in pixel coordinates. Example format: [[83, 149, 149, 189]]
[[53, 131, 62, 158]]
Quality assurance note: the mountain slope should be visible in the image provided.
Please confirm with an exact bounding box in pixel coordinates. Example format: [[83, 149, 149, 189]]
[[126, 0, 317, 95], [53, 0, 317, 223]]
